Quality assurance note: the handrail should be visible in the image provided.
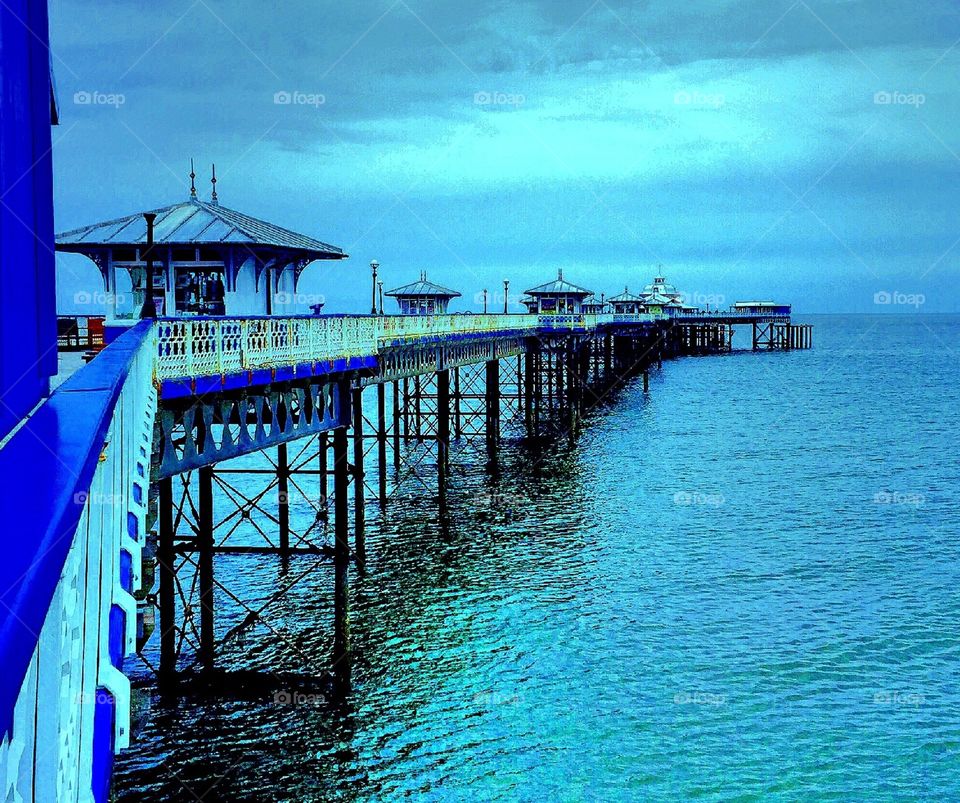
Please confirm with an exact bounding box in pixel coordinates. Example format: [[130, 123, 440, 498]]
[[0, 321, 156, 789], [153, 310, 789, 381]]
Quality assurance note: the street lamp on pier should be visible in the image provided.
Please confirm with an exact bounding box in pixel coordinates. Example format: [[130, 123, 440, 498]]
[[503, 280, 509, 314], [483, 289, 488, 314], [378, 281, 384, 315], [140, 212, 158, 319], [370, 259, 379, 315]]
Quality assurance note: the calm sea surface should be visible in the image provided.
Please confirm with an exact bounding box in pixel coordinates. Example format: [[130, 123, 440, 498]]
[[115, 314, 960, 801]]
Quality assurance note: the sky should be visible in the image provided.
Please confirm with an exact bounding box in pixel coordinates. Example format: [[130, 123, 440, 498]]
[[48, 0, 960, 313]]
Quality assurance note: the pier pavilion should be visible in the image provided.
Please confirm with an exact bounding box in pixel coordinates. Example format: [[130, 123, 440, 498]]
[[582, 294, 608, 314], [55, 166, 346, 319], [639, 274, 683, 304], [609, 288, 646, 314], [385, 272, 461, 315], [521, 270, 593, 314]]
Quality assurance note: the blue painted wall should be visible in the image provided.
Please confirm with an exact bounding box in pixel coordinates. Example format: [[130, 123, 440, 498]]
[[0, 0, 58, 440]]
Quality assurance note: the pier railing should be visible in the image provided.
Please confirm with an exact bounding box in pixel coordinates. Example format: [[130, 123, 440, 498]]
[[153, 313, 667, 381], [151, 309, 791, 383], [0, 322, 157, 801], [155, 314, 546, 380]]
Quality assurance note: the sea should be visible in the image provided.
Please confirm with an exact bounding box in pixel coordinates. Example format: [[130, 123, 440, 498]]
[[114, 314, 960, 802]]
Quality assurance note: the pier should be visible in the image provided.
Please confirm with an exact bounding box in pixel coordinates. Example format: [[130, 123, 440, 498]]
[[1, 303, 811, 799], [0, 6, 815, 798]]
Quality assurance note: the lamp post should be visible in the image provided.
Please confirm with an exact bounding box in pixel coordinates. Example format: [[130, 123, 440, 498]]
[[503, 280, 509, 314], [140, 213, 158, 319], [370, 259, 379, 315], [483, 289, 488, 314], [378, 281, 384, 315]]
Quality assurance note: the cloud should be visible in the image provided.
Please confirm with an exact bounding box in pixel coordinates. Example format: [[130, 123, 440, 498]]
[[48, 0, 960, 312]]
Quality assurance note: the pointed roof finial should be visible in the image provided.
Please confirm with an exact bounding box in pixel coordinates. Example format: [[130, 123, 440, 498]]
[[189, 158, 197, 198], [210, 163, 218, 205], [558, 268, 563, 281], [420, 270, 426, 281]]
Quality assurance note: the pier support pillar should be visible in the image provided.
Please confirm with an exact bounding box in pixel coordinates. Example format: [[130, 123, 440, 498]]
[[392, 380, 401, 468], [198, 464, 215, 672], [523, 344, 536, 438], [332, 424, 351, 689], [436, 369, 450, 497], [277, 443, 290, 555], [158, 476, 176, 675], [565, 340, 582, 443], [414, 375, 423, 442], [377, 383, 388, 509], [485, 358, 500, 465], [453, 367, 462, 439], [351, 386, 366, 568], [318, 433, 328, 521]]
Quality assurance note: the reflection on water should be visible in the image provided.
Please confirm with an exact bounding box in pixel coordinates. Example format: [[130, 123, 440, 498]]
[[116, 316, 960, 801]]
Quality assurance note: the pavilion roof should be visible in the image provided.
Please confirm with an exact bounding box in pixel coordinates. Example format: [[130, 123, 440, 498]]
[[385, 273, 461, 298], [55, 197, 345, 260], [609, 287, 644, 303], [524, 270, 592, 297]]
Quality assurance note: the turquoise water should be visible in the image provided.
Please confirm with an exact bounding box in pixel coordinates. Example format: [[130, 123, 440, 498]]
[[116, 314, 960, 801]]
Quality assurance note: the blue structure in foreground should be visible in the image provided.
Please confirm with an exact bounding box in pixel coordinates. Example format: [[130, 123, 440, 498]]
[[0, 0, 58, 441]]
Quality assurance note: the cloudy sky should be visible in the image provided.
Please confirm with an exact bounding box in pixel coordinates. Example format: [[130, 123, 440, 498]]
[[49, 0, 960, 312]]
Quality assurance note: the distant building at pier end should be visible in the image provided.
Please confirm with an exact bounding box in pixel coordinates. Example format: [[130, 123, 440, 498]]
[[521, 270, 593, 314], [385, 272, 461, 315], [55, 165, 346, 319]]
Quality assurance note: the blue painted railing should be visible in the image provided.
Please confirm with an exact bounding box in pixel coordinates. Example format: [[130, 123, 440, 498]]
[[0, 321, 156, 802]]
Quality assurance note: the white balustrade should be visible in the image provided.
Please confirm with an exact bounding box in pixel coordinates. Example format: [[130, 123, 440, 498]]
[[0, 324, 157, 802], [155, 315, 544, 380]]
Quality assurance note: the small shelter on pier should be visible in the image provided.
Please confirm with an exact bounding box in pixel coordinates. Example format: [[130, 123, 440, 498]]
[[581, 294, 608, 314], [521, 270, 593, 314], [608, 287, 645, 314], [732, 301, 791, 315], [55, 164, 346, 318], [384, 272, 460, 315]]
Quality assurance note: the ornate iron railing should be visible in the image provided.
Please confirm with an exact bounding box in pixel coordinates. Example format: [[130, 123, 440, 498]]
[[155, 314, 544, 379]]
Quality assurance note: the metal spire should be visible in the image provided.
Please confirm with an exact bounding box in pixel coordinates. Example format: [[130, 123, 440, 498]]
[[189, 158, 197, 198], [210, 163, 218, 205]]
